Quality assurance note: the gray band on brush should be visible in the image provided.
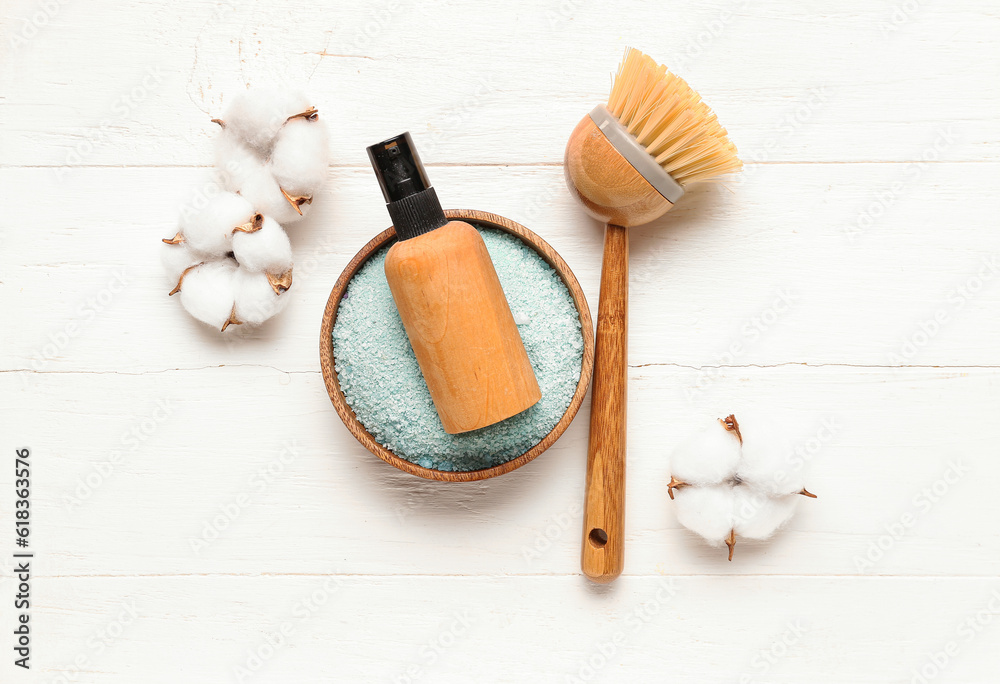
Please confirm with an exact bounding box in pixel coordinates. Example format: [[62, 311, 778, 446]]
[[589, 104, 685, 204]]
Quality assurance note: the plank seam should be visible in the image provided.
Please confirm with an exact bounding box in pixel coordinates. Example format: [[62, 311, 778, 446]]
[[3, 363, 999, 376]]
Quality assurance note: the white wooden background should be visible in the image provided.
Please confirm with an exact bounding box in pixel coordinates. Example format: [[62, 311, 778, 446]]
[[2, 0, 999, 681]]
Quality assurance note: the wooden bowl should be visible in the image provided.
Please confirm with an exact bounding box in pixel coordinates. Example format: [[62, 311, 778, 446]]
[[320, 209, 595, 482]]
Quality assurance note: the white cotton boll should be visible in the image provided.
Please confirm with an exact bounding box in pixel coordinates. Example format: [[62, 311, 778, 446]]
[[269, 117, 330, 197], [220, 88, 312, 155], [668, 413, 815, 560], [673, 484, 737, 547], [732, 485, 798, 540], [233, 269, 289, 325], [215, 133, 267, 192], [236, 168, 306, 224], [178, 260, 239, 329], [736, 417, 806, 496], [161, 241, 205, 285], [670, 416, 742, 486], [232, 216, 293, 274], [179, 192, 255, 255]]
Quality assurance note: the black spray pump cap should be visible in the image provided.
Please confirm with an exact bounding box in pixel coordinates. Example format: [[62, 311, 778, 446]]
[[367, 132, 448, 241]]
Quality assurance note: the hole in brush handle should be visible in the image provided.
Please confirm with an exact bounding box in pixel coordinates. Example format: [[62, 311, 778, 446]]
[[588, 528, 609, 548]]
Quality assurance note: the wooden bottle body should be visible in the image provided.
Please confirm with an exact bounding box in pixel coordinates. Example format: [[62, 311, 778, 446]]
[[384, 221, 541, 434]]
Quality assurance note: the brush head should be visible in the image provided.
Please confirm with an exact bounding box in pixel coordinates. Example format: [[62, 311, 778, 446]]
[[564, 48, 741, 227], [608, 47, 741, 186]]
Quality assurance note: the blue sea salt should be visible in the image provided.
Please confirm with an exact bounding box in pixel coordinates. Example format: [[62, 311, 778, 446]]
[[332, 225, 585, 472]]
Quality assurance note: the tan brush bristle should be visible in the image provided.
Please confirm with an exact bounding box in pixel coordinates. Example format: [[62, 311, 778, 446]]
[[607, 47, 742, 185]]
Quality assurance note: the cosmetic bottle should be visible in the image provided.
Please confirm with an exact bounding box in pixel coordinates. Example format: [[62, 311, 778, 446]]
[[367, 133, 541, 434]]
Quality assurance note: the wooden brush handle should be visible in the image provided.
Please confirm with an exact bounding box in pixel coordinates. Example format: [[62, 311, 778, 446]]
[[582, 223, 629, 583]]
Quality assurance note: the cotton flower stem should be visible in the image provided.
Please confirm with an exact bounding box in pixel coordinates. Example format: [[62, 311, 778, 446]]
[[799, 488, 817, 498], [169, 263, 203, 296], [286, 107, 319, 122], [211, 118, 225, 128], [720, 414, 742, 444], [232, 213, 264, 234], [280, 187, 312, 215], [667, 476, 688, 500], [725, 530, 736, 561], [162, 232, 184, 245], [266, 269, 293, 295]]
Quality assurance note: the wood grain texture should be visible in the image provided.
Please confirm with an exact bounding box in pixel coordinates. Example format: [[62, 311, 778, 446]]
[[19, 575, 1000, 684], [3, 363, 998, 578], [5, 163, 1000, 373], [2, 0, 1000, 680], [564, 115, 674, 227], [385, 220, 541, 434], [582, 224, 629, 582], [1, 0, 998, 167], [565, 104, 678, 582], [319, 210, 594, 481]]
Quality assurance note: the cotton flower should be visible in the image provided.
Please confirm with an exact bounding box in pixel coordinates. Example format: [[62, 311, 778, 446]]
[[172, 192, 256, 256], [161, 241, 205, 286], [162, 87, 327, 331], [731, 485, 799, 540], [168, 252, 293, 332], [215, 134, 267, 192], [234, 166, 310, 224], [213, 88, 328, 223], [737, 417, 814, 497], [233, 268, 290, 326], [669, 416, 742, 492], [231, 214, 293, 275], [177, 259, 240, 330], [214, 88, 313, 155], [162, 211, 295, 331], [668, 414, 816, 560], [269, 117, 331, 200], [673, 484, 736, 546]]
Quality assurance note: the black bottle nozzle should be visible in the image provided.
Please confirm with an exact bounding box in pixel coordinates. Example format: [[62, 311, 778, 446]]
[[367, 132, 448, 240]]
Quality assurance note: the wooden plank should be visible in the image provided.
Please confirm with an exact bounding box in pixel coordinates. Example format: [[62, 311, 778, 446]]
[[3, 1, 1000, 679], [1, 364, 995, 578], [0, 0, 997, 167], [2, 163, 999, 373], [20, 575, 1000, 682]]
